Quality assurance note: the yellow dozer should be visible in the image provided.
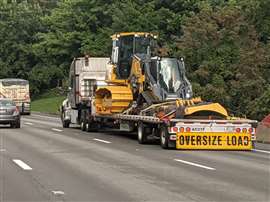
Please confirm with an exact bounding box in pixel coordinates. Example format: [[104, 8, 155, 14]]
[[94, 32, 256, 149]]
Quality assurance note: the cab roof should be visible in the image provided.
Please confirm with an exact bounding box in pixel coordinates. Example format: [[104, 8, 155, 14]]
[[0, 78, 28, 82], [111, 32, 158, 40]]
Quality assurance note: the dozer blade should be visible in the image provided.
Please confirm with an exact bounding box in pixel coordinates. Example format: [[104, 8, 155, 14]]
[[183, 102, 228, 118], [95, 86, 133, 115]]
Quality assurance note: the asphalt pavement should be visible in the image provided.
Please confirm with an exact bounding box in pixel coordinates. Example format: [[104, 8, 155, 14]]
[[0, 113, 269, 202]]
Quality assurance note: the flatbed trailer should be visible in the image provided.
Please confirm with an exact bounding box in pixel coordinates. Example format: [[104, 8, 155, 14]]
[[63, 107, 257, 150]]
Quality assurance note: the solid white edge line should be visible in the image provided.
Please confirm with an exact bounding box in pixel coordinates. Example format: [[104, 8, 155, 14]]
[[93, 138, 111, 144], [24, 122, 33, 125], [252, 149, 270, 154], [52, 128, 63, 132], [13, 159, 32, 170], [174, 159, 216, 170]]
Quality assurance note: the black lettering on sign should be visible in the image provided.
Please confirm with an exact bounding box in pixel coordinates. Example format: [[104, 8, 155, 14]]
[[238, 136, 243, 146], [191, 136, 195, 145], [179, 135, 184, 145], [244, 136, 249, 146], [227, 136, 231, 146], [232, 136, 237, 145], [203, 136, 208, 145], [196, 136, 202, 145], [185, 136, 190, 145], [218, 136, 222, 146], [212, 136, 217, 145], [208, 136, 211, 145]]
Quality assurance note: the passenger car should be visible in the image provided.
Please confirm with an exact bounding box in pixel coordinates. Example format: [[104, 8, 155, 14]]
[[0, 98, 20, 128]]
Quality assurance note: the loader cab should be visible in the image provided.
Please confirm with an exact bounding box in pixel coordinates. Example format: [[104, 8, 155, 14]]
[[111, 32, 157, 79], [148, 57, 193, 100]]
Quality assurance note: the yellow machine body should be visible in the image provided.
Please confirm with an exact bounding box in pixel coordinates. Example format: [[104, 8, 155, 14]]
[[95, 32, 152, 115], [95, 86, 133, 114]]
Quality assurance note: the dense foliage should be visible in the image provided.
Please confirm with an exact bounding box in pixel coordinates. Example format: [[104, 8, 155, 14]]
[[0, 0, 269, 120]]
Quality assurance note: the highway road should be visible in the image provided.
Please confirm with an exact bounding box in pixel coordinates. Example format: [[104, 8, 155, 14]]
[[0, 114, 269, 202]]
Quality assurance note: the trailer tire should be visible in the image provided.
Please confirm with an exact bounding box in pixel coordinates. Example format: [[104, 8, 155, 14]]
[[80, 121, 86, 131], [86, 122, 90, 132], [160, 125, 169, 149], [138, 122, 148, 144]]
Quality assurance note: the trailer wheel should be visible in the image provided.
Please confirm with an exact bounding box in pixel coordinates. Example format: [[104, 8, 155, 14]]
[[80, 121, 86, 131], [160, 126, 169, 149], [86, 122, 90, 132], [138, 122, 148, 144]]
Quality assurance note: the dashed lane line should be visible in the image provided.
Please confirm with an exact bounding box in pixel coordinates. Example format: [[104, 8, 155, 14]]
[[24, 122, 33, 125], [174, 159, 216, 170], [252, 149, 270, 154], [93, 138, 111, 144], [52, 128, 63, 132], [13, 159, 33, 170], [52, 191, 65, 196]]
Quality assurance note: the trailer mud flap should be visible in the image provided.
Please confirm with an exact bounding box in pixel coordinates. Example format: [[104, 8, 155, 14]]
[[176, 132, 252, 150]]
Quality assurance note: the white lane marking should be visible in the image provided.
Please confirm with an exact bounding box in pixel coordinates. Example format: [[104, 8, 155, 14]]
[[52, 190, 65, 196], [13, 159, 33, 170], [174, 159, 216, 170], [93, 138, 111, 144], [252, 149, 270, 154], [0, 149, 6, 152], [24, 122, 33, 125], [52, 128, 63, 132]]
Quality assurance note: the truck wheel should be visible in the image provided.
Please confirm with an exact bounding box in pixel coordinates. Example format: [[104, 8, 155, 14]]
[[138, 122, 148, 144], [15, 121, 21, 128], [63, 120, 70, 128], [61, 112, 70, 128], [160, 126, 169, 149]]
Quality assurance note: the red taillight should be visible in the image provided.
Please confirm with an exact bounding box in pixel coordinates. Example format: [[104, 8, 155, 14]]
[[172, 127, 178, 133], [236, 128, 241, 133], [180, 127, 185, 133], [186, 127, 191, 132]]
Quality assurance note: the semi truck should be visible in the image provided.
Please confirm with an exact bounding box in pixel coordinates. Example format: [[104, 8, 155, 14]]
[[0, 78, 31, 115], [61, 32, 257, 150]]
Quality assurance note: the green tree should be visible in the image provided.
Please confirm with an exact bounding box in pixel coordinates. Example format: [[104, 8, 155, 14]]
[[0, 0, 43, 79], [175, 4, 269, 119]]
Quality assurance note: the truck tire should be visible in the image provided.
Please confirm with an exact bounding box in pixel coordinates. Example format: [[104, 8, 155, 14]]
[[63, 120, 70, 128], [138, 122, 148, 144], [15, 120, 21, 128], [61, 112, 70, 128], [160, 125, 169, 149]]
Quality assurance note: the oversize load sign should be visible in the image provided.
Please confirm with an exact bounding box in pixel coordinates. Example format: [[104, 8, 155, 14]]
[[176, 132, 252, 150]]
